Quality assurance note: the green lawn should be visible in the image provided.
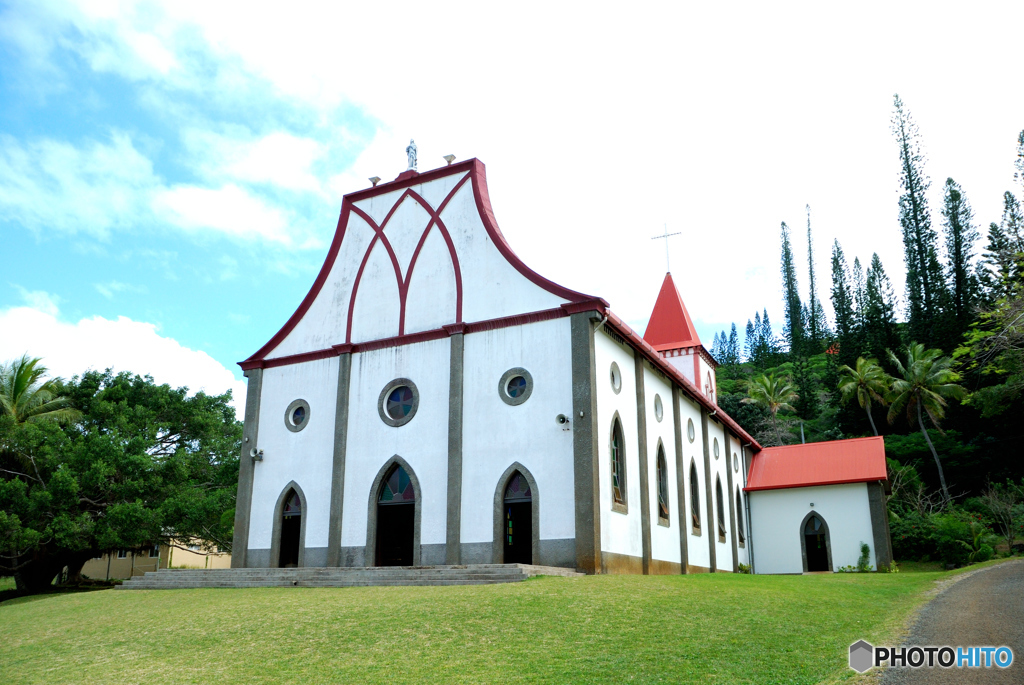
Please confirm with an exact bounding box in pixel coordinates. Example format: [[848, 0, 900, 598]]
[[0, 577, 14, 592], [0, 570, 950, 684]]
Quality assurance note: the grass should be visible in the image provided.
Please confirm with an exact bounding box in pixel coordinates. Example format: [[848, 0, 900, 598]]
[[0, 569, 963, 685], [0, 577, 14, 592]]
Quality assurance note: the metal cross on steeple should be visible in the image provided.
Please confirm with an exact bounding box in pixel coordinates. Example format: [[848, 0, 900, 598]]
[[651, 224, 681, 272]]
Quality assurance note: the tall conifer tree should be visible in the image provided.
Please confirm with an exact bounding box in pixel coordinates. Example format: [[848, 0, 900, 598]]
[[863, 253, 901, 359], [892, 94, 946, 345], [805, 205, 828, 348], [830, 239, 856, 353], [940, 177, 981, 342], [780, 221, 804, 353], [744, 319, 756, 362], [727, 323, 740, 365], [852, 257, 867, 316]]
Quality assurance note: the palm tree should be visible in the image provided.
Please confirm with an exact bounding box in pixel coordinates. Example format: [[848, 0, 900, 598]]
[[742, 372, 798, 446], [887, 344, 966, 507], [0, 355, 80, 424], [837, 357, 891, 436]]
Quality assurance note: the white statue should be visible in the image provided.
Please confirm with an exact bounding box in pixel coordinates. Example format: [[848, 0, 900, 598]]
[[406, 139, 418, 171]]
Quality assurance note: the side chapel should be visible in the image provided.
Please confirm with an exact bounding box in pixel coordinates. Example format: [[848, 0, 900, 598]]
[[231, 154, 892, 575]]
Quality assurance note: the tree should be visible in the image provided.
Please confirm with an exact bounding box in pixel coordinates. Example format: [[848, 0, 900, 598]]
[[805, 205, 829, 349], [0, 356, 80, 425], [862, 254, 902, 361], [830, 240, 857, 360], [0, 369, 241, 593], [780, 221, 805, 353], [742, 372, 798, 446], [980, 481, 1023, 551], [837, 357, 890, 436], [940, 178, 981, 342], [726, 323, 740, 365], [887, 343, 967, 506], [744, 319, 756, 362], [892, 94, 946, 346]]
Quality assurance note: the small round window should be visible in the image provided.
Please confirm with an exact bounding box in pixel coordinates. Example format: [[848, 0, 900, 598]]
[[733, 453, 739, 472], [610, 362, 622, 394], [284, 399, 310, 433], [499, 367, 533, 406], [687, 418, 695, 443], [653, 394, 664, 422], [713, 438, 720, 459], [378, 378, 419, 427]]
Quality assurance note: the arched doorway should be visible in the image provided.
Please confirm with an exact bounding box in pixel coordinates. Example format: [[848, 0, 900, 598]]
[[279, 489, 302, 568], [802, 513, 832, 572], [376, 464, 416, 566], [503, 471, 533, 564]]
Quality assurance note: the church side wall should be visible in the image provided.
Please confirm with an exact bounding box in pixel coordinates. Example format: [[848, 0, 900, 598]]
[[247, 356, 340, 567], [339, 338, 452, 566], [734, 444, 751, 569], [677, 394, 711, 571], [594, 330, 643, 571], [460, 318, 576, 566], [708, 419, 735, 573], [643, 365, 682, 570], [749, 483, 876, 574]]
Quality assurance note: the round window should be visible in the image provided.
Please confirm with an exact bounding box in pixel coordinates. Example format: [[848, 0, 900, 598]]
[[610, 362, 622, 394], [687, 418, 695, 443], [284, 399, 310, 433], [498, 367, 533, 406], [654, 394, 664, 422], [378, 378, 419, 427], [733, 453, 739, 472], [713, 438, 720, 459]]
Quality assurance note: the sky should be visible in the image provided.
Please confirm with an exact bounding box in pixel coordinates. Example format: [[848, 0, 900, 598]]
[[2, 0, 1022, 417]]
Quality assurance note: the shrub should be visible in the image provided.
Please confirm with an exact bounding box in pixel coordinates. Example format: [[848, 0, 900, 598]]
[[856, 542, 873, 572], [974, 544, 994, 563], [933, 510, 997, 566], [890, 511, 937, 561]]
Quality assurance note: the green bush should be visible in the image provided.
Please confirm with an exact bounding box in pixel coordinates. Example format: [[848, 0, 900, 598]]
[[890, 511, 937, 561], [932, 510, 997, 566], [974, 544, 994, 563]]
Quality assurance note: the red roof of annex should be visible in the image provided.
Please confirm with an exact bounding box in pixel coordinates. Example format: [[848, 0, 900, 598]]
[[744, 436, 887, 491]]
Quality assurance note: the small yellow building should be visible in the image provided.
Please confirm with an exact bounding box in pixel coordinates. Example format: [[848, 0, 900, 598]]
[[81, 542, 232, 580]]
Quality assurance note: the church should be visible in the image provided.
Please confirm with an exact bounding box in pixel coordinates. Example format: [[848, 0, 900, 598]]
[[230, 151, 892, 575]]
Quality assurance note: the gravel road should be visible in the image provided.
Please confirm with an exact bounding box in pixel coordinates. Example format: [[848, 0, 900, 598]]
[[881, 559, 1024, 684]]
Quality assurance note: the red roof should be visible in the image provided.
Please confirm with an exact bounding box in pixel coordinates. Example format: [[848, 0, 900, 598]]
[[643, 273, 702, 351], [744, 436, 887, 492]]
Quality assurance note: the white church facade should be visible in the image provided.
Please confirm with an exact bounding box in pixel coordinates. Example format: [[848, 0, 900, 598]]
[[230, 156, 892, 575]]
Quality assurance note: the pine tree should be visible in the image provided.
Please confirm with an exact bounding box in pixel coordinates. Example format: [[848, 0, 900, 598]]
[[727, 323, 740, 365], [863, 253, 901, 359], [852, 256, 867, 316], [982, 192, 1024, 300], [805, 205, 828, 349], [940, 177, 981, 342], [744, 319, 756, 362], [830, 240, 856, 345], [780, 221, 805, 353], [761, 309, 777, 356], [892, 94, 946, 346]]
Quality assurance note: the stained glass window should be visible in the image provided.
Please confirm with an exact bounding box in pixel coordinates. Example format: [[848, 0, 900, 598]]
[[611, 419, 625, 505], [716, 478, 726, 539], [690, 463, 700, 530], [386, 386, 415, 420], [504, 472, 532, 502], [292, 405, 306, 425], [506, 376, 527, 399], [657, 446, 669, 522], [283, 490, 302, 517], [736, 488, 745, 543], [379, 465, 415, 504], [805, 515, 823, 535]]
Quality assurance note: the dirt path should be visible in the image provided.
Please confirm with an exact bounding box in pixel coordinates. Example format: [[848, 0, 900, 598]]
[[882, 559, 1024, 684]]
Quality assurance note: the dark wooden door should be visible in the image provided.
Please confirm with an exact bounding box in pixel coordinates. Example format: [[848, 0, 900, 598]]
[[280, 515, 301, 568], [805, 532, 828, 571], [377, 503, 414, 566], [503, 502, 532, 564]]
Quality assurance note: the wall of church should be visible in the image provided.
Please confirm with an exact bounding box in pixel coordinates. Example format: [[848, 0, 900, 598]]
[[643, 365, 682, 568], [708, 419, 734, 573], [460, 318, 576, 564], [748, 483, 876, 574], [340, 338, 452, 564], [594, 330, 643, 565], [677, 393, 710, 571], [247, 356, 340, 565]]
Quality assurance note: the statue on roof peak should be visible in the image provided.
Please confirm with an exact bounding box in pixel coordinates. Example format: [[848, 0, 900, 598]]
[[406, 139, 418, 172]]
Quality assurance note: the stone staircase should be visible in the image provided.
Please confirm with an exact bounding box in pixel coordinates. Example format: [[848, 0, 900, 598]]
[[118, 564, 582, 590]]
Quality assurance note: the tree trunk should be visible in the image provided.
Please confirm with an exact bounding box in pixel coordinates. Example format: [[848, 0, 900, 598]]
[[771, 412, 782, 446], [917, 401, 951, 506], [865, 404, 878, 436]]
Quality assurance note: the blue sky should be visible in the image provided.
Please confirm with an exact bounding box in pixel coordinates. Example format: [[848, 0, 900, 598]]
[[2, 1, 1022, 414]]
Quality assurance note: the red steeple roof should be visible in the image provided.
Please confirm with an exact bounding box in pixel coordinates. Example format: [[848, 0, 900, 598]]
[[643, 273, 702, 351]]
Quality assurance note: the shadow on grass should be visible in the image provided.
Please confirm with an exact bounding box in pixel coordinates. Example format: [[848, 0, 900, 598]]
[[1, 582, 117, 608]]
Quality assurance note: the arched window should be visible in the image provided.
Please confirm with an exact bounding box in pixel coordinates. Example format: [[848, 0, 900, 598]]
[[689, 461, 700, 533], [611, 418, 626, 508], [656, 444, 669, 524], [715, 477, 726, 542], [736, 487, 745, 544]]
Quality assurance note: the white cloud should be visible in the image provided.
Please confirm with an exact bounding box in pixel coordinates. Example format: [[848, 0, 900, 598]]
[[0, 296, 246, 419], [152, 182, 292, 244], [94, 280, 147, 299], [14, 286, 60, 317], [183, 129, 326, 193]]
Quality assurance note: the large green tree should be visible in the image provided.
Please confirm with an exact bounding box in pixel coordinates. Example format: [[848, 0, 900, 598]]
[[0, 369, 241, 593], [780, 221, 805, 354], [742, 372, 799, 446], [830, 240, 857, 363], [887, 344, 966, 506], [892, 94, 946, 346], [837, 357, 890, 436], [940, 177, 981, 344], [805, 205, 829, 349]]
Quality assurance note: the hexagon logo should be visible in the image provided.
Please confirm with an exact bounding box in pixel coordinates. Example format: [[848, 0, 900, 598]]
[[849, 640, 874, 673]]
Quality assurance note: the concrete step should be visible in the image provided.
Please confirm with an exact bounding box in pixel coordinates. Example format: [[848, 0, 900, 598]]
[[118, 563, 581, 590]]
